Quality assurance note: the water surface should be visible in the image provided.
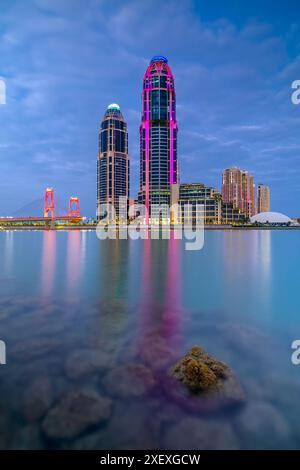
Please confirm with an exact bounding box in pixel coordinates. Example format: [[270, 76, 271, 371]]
[[0, 230, 299, 449]]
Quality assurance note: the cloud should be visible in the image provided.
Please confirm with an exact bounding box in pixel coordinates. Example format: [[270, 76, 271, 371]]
[[0, 0, 299, 215], [225, 125, 266, 131]]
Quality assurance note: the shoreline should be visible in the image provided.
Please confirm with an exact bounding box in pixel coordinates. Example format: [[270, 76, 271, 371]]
[[0, 225, 299, 231]]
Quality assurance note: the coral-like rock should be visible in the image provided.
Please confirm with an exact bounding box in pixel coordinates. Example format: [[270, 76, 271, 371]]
[[167, 346, 245, 412]]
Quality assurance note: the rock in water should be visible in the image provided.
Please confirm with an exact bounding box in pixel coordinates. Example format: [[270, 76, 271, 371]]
[[65, 348, 114, 381], [42, 390, 113, 440], [23, 376, 53, 423], [162, 417, 239, 450], [102, 363, 155, 398], [167, 346, 245, 413]]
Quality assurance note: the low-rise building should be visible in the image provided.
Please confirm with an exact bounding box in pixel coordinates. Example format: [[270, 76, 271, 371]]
[[221, 202, 248, 224], [171, 183, 221, 224]]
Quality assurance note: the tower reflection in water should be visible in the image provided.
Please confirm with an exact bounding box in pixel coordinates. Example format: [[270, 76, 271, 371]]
[[138, 235, 183, 370], [93, 239, 131, 343]]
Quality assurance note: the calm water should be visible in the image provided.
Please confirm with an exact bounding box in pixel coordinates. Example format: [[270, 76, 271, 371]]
[[0, 229, 300, 449]]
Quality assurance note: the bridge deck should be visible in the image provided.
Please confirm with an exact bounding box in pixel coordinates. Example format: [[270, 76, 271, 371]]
[[0, 217, 82, 222]]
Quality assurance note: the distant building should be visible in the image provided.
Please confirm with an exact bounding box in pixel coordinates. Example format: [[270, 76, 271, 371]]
[[222, 167, 255, 218], [171, 183, 221, 224], [256, 184, 270, 214], [250, 212, 295, 225], [138, 56, 179, 222], [97, 104, 130, 220], [221, 202, 248, 224]]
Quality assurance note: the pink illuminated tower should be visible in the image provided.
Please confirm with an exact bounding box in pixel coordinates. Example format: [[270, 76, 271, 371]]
[[138, 56, 178, 222]]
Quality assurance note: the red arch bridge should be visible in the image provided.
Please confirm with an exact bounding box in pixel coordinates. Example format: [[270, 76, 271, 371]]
[[0, 188, 83, 225]]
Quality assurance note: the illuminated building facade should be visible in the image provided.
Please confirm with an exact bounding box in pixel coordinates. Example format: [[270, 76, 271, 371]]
[[256, 184, 270, 214], [97, 104, 129, 220], [222, 167, 255, 218], [138, 56, 178, 222]]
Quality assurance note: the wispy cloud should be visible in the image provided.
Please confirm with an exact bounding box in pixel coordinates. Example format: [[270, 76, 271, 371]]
[[0, 0, 299, 215]]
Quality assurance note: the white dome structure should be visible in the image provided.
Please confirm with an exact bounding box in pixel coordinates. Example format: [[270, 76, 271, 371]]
[[250, 211, 295, 225]]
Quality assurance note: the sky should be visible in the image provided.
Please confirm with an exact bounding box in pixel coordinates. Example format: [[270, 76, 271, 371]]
[[0, 0, 300, 217]]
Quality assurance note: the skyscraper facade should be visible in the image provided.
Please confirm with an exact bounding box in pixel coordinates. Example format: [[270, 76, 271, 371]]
[[222, 167, 255, 218], [97, 103, 129, 220], [138, 56, 178, 221], [241, 170, 255, 217], [256, 184, 270, 213]]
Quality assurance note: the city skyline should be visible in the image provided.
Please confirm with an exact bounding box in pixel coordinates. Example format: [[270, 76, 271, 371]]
[[0, 0, 300, 216], [96, 57, 266, 224]]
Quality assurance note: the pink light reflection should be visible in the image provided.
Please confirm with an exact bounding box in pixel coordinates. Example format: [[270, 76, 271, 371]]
[[66, 230, 82, 302], [41, 230, 56, 299], [137, 237, 183, 370]]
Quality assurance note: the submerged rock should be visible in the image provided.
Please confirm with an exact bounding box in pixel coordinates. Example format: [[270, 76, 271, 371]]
[[217, 323, 270, 358], [10, 424, 43, 450], [166, 346, 245, 413], [162, 416, 239, 450], [11, 338, 61, 362], [139, 335, 179, 371], [23, 376, 53, 423], [66, 403, 159, 450], [234, 401, 291, 449], [102, 363, 155, 398], [42, 390, 113, 440], [0, 303, 19, 320], [65, 348, 114, 381], [0, 411, 12, 450]]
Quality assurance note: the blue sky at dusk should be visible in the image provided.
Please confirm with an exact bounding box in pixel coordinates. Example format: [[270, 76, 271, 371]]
[[0, 0, 300, 216]]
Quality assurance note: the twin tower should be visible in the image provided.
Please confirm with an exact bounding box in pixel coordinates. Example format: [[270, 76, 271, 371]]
[[97, 56, 179, 220]]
